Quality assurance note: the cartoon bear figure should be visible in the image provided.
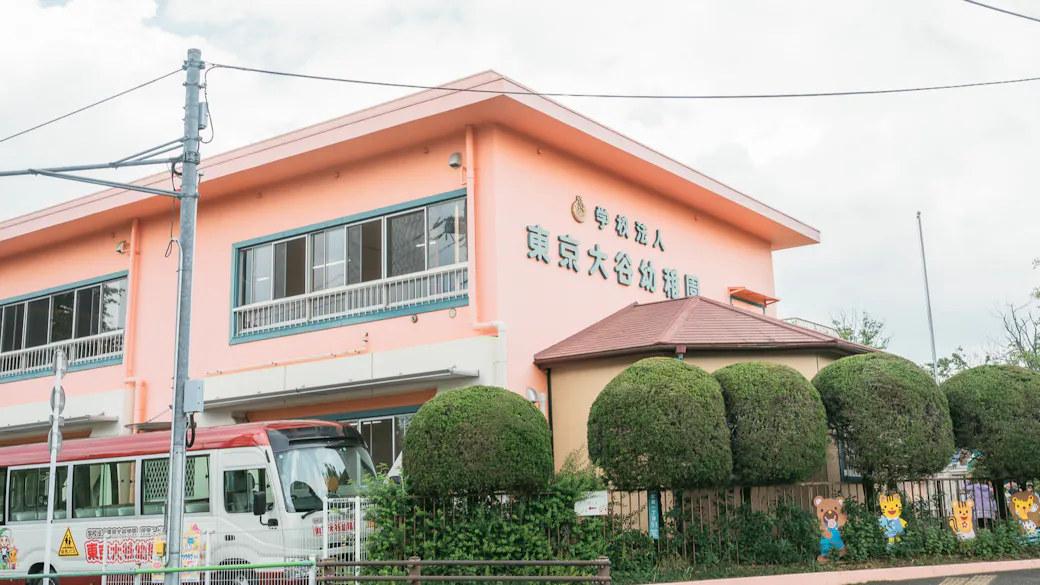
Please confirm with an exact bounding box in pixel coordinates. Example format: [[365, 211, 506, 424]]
[[0, 528, 17, 570], [814, 495, 847, 563], [878, 493, 907, 549], [949, 499, 976, 541], [1009, 491, 1040, 543]]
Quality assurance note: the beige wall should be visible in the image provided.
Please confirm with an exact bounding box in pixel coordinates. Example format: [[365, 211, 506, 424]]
[[548, 350, 842, 474]]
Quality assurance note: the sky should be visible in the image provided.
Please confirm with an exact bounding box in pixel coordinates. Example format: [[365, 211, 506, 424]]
[[1, 0, 1039, 365]]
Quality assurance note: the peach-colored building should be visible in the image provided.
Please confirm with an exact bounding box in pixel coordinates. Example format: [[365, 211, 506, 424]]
[[0, 71, 821, 472]]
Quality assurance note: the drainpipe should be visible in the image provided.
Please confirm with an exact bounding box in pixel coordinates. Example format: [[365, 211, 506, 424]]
[[464, 126, 507, 389], [123, 218, 143, 432]]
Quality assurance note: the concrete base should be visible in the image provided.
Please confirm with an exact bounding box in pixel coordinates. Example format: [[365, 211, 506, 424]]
[[668, 558, 1040, 585]]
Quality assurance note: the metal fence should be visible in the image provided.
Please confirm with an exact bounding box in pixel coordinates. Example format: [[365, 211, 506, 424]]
[[317, 558, 611, 584], [0, 561, 317, 585]]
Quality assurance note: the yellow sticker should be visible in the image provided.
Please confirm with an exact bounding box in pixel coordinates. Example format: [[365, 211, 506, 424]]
[[58, 528, 79, 557]]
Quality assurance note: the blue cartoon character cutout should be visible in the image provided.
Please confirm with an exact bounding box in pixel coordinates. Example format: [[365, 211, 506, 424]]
[[0, 528, 17, 570], [814, 495, 847, 563], [878, 493, 907, 549]]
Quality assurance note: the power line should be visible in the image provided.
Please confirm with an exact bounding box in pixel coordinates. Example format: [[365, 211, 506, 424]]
[[209, 62, 1040, 100], [963, 0, 1040, 24], [0, 69, 182, 145]]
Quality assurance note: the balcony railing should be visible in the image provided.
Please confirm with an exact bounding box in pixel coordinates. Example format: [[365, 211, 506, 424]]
[[0, 329, 125, 379], [233, 263, 469, 337]]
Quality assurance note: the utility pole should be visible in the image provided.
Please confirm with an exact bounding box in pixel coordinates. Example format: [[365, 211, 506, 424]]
[[0, 48, 206, 585], [42, 349, 67, 585], [917, 211, 939, 382], [164, 47, 204, 585]]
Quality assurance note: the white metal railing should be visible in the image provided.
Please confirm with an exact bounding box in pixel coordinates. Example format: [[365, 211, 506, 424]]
[[0, 329, 124, 378], [783, 317, 840, 338], [234, 264, 469, 336]]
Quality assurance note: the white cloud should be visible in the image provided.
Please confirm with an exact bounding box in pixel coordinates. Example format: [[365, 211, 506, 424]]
[[1, 0, 1038, 364]]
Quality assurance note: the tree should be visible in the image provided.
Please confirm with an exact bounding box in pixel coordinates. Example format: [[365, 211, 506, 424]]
[[924, 346, 995, 384], [587, 357, 732, 491], [403, 385, 553, 495], [942, 365, 1040, 481], [831, 309, 891, 350], [713, 362, 828, 485], [812, 354, 954, 486], [993, 301, 1040, 371]]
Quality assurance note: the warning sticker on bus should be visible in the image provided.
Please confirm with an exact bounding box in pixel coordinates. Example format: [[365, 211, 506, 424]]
[[58, 528, 79, 557]]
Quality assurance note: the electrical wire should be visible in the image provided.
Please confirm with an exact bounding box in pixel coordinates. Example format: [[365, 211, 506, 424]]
[[208, 62, 1040, 100], [0, 69, 182, 145], [963, 0, 1040, 24]]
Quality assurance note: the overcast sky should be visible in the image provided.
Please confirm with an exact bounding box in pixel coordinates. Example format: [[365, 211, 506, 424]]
[[2, 0, 1038, 365]]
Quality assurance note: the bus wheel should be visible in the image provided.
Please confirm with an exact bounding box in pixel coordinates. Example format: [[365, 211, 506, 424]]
[[27, 564, 59, 585]]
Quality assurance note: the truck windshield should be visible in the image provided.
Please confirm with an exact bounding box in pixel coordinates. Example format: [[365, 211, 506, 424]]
[[273, 443, 376, 513]]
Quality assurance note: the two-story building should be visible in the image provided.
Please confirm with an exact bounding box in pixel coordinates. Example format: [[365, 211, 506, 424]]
[[0, 71, 858, 473]]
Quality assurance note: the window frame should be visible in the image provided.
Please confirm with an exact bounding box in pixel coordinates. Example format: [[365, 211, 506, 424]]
[[221, 467, 272, 515], [70, 458, 138, 519], [5, 463, 72, 523], [138, 453, 213, 516]]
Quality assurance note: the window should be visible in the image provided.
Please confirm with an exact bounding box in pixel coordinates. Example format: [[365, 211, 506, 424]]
[[9, 466, 68, 521], [0, 277, 128, 356], [141, 456, 210, 514], [387, 210, 426, 278], [72, 460, 135, 518], [0, 468, 6, 524], [427, 199, 467, 269], [223, 469, 271, 514], [237, 197, 466, 307], [343, 413, 414, 472]]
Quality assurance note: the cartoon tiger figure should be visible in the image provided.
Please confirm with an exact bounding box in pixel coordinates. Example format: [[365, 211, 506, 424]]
[[877, 493, 907, 549], [1010, 491, 1040, 543], [949, 499, 976, 541]]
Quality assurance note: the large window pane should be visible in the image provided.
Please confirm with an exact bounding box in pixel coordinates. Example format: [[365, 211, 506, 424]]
[[251, 245, 273, 303], [2, 303, 25, 353], [9, 466, 68, 521], [141, 455, 210, 515], [358, 418, 394, 472], [51, 292, 74, 343], [26, 298, 50, 348], [74, 286, 101, 339], [326, 228, 346, 289], [101, 279, 128, 332], [387, 211, 425, 277], [394, 413, 414, 462], [361, 220, 383, 282], [311, 232, 326, 291], [72, 461, 135, 518], [273, 238, 307, 299], [223, 469, 271, 514], [428, 199, 467, 268], [346, 225, 362, 285]]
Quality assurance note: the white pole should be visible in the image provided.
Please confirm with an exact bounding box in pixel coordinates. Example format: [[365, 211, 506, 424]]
[[917, 212, 939, 381], [42, 349, 67, 585], [101, 533, 108, 585]]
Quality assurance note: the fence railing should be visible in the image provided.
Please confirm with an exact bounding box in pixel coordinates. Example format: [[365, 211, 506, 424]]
[[0, 329, 124, 378], [234, 264, 469, 336], [317, 558, 611, 583], [0, 561, 317, 585]]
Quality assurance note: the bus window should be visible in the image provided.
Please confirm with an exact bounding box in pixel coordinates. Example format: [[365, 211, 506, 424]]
[[141, 456, 211, 514], [9, 467, 68, 521], [72, 461, 136, 518], [223, 469, 272, 514], [1, 469, 6, 524]]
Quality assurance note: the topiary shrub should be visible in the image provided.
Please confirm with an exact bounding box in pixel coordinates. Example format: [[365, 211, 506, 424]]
[[587, 357, 732, 490], [942, 365, 1040, 481], [812, 353, 954, 485], [713, 362, 828, 485], [403, 385, 553, 495]]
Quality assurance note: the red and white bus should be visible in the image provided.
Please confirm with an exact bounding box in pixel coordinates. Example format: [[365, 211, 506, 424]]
[[0, 421, 376, 583]]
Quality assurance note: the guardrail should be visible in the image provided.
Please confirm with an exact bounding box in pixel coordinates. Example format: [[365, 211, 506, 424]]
[[317, 558, 611, 584], [0, 329, 124, 378], [0, 561, 317, 585]]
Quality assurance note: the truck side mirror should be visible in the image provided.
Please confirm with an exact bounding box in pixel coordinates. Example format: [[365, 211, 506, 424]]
[[252, 491, 267, 516]]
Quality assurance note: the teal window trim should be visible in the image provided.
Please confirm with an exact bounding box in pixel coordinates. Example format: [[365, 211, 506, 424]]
[[0, 356, 122, 384], [228, 188, 468, 344], [0, 271, 129, 308], [309, 404, 422, 423]]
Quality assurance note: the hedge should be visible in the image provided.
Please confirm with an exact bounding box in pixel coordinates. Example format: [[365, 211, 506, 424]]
[[812, 353, 954, 484], [403, 385, 553, 495], [713, 362, 828, 485], [942, 365, 1040, 481], [587, 357, 732, 490]]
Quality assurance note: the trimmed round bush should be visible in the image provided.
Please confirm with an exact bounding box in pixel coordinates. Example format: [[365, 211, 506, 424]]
[[943, 365, 1040, 480], [812, 353, 954, 483], [403, 385, 553, 495], [587, 357, 732, 490], [714, 362, 828, 485]]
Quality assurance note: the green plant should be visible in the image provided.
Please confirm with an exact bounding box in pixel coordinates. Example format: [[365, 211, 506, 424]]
[[402, 385, 553, 495], [942, 365, 1040, 481], [812, 354, 955, 485], [713, 362, 828, 485], [587, 358, 732, 490]]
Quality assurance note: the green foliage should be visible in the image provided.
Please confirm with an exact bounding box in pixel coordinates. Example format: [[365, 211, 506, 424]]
[[403, 385, 553, 495], [587, 358, 732, 491], [812, 354, 955, 484], [713, 362, 828, 485], [832, 309, 891, 350], [942, 365, 1040, 481]]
